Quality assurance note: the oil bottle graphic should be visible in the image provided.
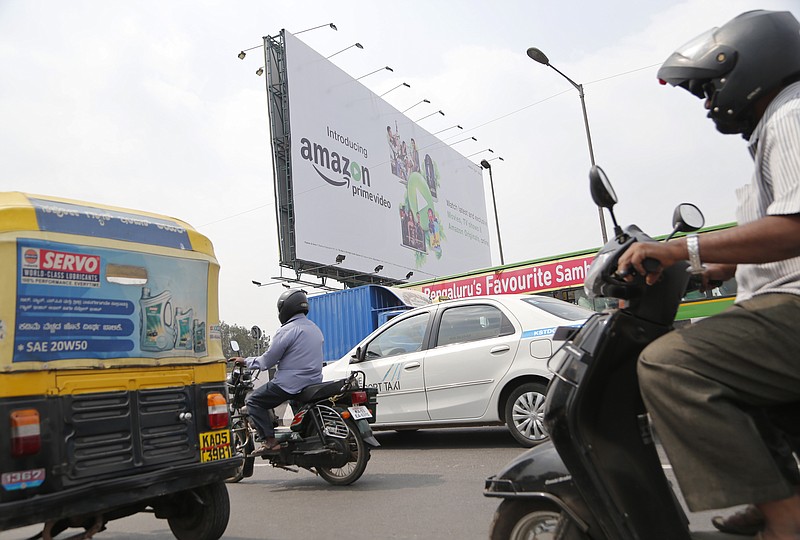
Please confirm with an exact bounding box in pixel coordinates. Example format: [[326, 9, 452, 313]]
[[139, 287, 177, 352], [175, 307, 194, 350], [193, 319, 206, 353]]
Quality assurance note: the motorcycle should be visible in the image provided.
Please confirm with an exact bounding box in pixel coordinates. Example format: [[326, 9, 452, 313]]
[[484, 165, 752, 539], [226, 342, 380, 486]]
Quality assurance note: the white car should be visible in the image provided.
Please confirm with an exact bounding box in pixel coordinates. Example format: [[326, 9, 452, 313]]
[[322, 294, 592, 446]]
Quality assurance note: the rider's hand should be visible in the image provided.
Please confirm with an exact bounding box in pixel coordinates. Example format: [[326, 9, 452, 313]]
[[700, 263, 736, 291], [616, 240, 687, 286], [230, 357, 247, 367]]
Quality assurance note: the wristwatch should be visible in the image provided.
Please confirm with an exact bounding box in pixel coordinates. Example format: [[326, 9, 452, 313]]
[[686, 233, 705, 274]]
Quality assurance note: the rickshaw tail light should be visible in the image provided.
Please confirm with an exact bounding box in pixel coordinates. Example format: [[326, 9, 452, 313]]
[[11, 409, 41, 457], [350, 391, 368, 405], [207, 392, 229, 430]]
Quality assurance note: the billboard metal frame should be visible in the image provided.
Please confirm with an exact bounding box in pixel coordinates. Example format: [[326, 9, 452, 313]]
[[265, 31, 407, 289]]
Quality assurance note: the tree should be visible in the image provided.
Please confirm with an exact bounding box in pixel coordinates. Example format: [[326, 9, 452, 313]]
[[218, 321, 270, 358]]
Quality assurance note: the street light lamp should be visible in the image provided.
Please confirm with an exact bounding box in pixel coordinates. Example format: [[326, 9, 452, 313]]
[[467, 148, 493, 158], [237, 44, 261, 59], [240, 22, 337, 59], [526, 46, 608, 244], [356, 66, 393, 80], [433, 124, 463, 136], [415, 110, 444, 122], [480, 159, 505, 265], [402, 99, 430, 114], [379, 82, 410, 97], [327, 42, 363, 59], [295, 22, 337, 35], [451, 136, 477, 146], [252, 254, 345, 287]]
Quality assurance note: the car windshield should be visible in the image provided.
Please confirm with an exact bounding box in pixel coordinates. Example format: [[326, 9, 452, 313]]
[[520, 296, 594, 321]]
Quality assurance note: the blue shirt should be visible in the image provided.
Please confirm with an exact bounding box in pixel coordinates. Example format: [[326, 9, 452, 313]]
[[245, 314, 324, 394]]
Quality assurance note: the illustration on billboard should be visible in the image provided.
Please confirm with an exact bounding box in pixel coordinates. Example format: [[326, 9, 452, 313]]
[[398, 171, 444, 260], [15, 239, 209, 362], [386, 122, 439, 199]]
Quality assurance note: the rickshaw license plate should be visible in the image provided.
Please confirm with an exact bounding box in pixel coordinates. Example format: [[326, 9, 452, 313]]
[[348, 405, 373, 420], [199, 429, 232, 462]]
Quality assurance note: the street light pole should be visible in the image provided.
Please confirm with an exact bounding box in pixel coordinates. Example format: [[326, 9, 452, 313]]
[[527, 47, 608, 244], [480, 159, 505, 265]]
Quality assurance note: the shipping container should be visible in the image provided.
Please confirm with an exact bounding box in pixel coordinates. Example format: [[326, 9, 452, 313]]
[[307, 285, 431, 363]]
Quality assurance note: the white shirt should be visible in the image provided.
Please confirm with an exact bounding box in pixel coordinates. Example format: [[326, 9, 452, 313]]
[[735, 81, 800, 302]]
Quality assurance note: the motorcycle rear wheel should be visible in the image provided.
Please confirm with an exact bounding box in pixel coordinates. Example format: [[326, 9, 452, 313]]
[[316, 417, 370, 486], [490, 500, 585, 540], [226, 418, 255, 483]]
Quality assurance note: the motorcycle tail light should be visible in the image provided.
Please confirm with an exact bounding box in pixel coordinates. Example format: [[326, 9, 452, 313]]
[[207, 392, 229, 429], [11, 409, 41, 457], [350, 391, 368, 405]]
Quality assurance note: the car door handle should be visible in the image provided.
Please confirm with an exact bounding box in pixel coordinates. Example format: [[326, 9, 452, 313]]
[[490, 345, 510, 354], [404, 362, 421, 370]]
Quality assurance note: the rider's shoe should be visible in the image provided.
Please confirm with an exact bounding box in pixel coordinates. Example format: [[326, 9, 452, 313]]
[[250, 438, 281, 457], [711, 505, 765, 536]]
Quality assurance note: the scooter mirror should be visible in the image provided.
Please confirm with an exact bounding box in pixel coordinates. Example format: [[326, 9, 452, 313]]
[[230, 340, 240, 353], [589, 165, 618, 209], [672, 203, 705, 233]]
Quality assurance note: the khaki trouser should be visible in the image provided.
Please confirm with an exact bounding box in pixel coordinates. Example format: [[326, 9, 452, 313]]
[[638, 293, 800, 511]]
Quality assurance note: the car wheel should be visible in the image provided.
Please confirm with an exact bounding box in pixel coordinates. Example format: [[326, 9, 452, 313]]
[[504, 382, 549, 447]]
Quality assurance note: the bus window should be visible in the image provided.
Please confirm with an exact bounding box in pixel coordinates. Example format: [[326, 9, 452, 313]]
[[681, 277, 737, 302]]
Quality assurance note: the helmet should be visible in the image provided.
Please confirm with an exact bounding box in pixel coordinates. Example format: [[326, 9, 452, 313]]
[[657, 10, 800, 137], [277, 288, 309, 324]]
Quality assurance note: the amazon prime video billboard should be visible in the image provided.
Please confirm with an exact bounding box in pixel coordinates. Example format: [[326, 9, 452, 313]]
[[283, 31, 491, 282]]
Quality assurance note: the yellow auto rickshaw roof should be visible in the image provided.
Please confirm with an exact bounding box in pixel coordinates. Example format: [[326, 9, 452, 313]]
[[0, 191, 215, 257]]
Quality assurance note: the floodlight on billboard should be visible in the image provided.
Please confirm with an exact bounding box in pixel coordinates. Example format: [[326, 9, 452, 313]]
[[267, 30, 492, 284]]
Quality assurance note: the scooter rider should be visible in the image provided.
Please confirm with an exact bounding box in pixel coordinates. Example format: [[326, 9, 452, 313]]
[[231, 289, 324, 455], [617, 10, 800, 540]]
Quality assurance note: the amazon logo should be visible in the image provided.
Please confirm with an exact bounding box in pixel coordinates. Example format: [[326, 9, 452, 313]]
[[299, 137, 370, 189]]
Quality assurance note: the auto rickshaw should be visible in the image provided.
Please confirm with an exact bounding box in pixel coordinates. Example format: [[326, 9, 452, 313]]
[[0, 192, 241, 539]]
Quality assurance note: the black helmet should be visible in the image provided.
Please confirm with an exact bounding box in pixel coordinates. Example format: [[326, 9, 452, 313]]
[[657, 10, 800, 137], [277, 288, 309, 324]]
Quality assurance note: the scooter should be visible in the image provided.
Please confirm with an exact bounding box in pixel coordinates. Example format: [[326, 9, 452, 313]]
[[226, 341, 380, 486], [484, 166, 754, 539]]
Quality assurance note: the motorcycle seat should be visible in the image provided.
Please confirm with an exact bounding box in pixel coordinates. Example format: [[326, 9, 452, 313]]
[[296, 379, 349, 403]]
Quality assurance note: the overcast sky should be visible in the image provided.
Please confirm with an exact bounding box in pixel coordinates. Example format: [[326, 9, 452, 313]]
[[2, 0, 797, 338]]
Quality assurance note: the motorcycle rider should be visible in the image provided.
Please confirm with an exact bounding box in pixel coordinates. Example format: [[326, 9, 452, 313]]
[[617, 10, 800, 540], [232, 289, 324, 455]]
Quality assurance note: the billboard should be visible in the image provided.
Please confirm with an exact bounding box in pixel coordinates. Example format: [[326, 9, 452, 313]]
[[281, 31, 492, 282]]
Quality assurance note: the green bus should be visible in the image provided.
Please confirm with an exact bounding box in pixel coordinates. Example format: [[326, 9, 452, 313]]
[[403, 223, 737, 324]]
